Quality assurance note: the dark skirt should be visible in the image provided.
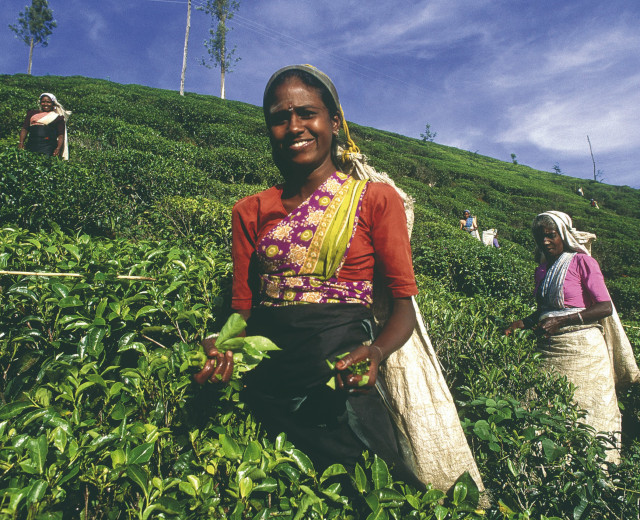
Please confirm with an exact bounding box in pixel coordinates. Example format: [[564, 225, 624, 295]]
[[26, 125, 57, 156], [243, 303, 423, 488]]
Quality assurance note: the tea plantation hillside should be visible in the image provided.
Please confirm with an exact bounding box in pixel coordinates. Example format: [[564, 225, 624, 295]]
[[1, 74, 639, 519]]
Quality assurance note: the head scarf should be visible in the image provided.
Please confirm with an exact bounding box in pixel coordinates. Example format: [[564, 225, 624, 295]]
[[263, 65, 340, 115], [262, 65, 415, 233], [40, 92, 71, 120], [535, 211, 590, 262], [39, 92, 71, 160]]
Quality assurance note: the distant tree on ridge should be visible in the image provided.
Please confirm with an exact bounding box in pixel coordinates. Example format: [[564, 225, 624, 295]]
[[199, 0, 240, 100], [9, 0, 57, 75], [420, 123, 437, 142]]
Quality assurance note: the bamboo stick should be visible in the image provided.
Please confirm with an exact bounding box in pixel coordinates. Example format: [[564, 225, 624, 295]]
[[0, 270, 156, 281]]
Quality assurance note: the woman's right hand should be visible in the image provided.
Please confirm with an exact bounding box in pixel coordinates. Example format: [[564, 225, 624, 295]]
[[17, 143, 24, 150], [192, 337, 234, 385], [504, 320, 524, 336]]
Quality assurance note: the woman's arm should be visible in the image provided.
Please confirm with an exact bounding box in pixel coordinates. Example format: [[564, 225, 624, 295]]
[[538, 255, 613, 337], [335, 185, 418, 391], [194, 199, 258, 385], [505, 309, 542, 335], [537, 300, 612, 337], [18, 128, 27, 149], [336, 297, 415, 391], [53, 134, 64, 157]]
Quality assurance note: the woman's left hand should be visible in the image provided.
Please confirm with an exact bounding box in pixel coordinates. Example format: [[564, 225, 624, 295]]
[[536, 316, 566, 338], [335, 344, 383, 393]]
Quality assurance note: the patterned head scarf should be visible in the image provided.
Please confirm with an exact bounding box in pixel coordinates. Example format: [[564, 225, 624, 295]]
[[535, 211, 590, 261]]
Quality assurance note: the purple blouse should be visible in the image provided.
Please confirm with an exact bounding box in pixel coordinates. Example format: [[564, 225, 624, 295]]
[[534, 253, 611, 308]]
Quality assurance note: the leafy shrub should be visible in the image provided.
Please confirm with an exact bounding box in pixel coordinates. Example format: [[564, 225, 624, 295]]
[[147, 195, 233, 250], [413, 236, 534, 299], [0, 227, 484, 519], [417, 276, 640, 519], [197, 147, 280, 185], [460, 389, 627, 519], [0, 147, 124, 234], [194, 123, 269, 151], [607, 276, 640, 320]]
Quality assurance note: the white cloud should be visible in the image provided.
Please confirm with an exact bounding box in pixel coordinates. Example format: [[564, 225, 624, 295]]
[[74, 7, 108, 43]]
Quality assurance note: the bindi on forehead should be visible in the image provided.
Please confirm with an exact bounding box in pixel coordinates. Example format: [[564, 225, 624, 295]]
[[269, 80, 324, 110], [268, 100, 322, 115]]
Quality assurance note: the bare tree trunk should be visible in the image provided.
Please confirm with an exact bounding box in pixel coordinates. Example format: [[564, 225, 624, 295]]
[[587, 135, 596, 181], [28, 37, 34, 75], [180, 0, 191, 96], [220, 13, 226, 99], [220, 65, 226, 99]]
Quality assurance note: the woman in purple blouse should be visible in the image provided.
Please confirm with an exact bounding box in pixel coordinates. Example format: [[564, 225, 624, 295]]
[[505, 211, 622, 462]]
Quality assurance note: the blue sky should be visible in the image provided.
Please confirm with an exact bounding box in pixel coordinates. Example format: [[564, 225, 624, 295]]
[[2, 0, 639, 188]]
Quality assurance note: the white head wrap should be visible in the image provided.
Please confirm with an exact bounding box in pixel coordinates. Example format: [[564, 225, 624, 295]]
[[40, 92, 58, 105], [535, 210, 591, 262]]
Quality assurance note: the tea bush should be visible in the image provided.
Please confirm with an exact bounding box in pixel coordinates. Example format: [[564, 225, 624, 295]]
[[413, 237, 534, 299], [0, 148, 124, 234], [2, 73, 640, 519], [147, 196, 233, 250], [0, 227, 483, 519], [415, 276, 640, 519]]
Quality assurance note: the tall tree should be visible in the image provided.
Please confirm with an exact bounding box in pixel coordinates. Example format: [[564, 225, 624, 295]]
[[9, 0, 57, 75], [199, 0, 240, 100], [180, 0, 192, 96]]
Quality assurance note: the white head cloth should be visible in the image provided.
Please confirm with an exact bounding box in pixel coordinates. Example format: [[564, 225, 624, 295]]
[[39, 92, 71, 160], [538, 211, 590, 258]]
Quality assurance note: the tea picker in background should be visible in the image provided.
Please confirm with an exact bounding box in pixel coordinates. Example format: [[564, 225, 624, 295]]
[[195, 64, 483, 493], [481, 228, 499, 247], [492, 229, 500, 248], [18, 93, 70, 159], [460, 209, 480, 240], [505, 211, 640, 463], [577, 186, 584, 197], [590, 198, 599, 209]]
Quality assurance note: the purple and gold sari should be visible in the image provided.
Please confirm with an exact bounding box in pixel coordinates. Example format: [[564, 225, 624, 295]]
[[256, 171, 371, 306], [243, 171, 422, 486]]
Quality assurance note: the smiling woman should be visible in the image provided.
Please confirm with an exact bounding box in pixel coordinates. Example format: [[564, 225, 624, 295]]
[[192, 64, 484, 492], [195, 64, 423, 486], [18, 92, 70, 159]]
